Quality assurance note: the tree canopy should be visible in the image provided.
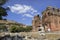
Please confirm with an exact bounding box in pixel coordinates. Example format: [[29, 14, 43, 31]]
[[0, 0, 9, 20], [0, 7, 8, 20], [0, 0, 8, 6]]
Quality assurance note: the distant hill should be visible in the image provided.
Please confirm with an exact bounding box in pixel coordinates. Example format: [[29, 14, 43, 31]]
[[0, 20, 27, 32]]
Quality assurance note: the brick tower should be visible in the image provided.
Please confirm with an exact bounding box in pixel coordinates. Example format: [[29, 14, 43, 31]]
[[32, 15, 42, 32], [42, 6, 60, 32]]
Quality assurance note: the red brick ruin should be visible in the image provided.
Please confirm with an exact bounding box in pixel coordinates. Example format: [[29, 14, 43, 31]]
[[32, 6, 60, 32]]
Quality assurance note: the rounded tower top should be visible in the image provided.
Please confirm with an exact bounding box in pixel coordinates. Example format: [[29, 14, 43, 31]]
[[47, 6, 53, 10]]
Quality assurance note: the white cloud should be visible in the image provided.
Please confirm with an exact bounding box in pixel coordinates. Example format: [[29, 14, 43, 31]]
[[23, 14, 33, 17], [22, 18, 26, 20], [8, 4, 39, 18]]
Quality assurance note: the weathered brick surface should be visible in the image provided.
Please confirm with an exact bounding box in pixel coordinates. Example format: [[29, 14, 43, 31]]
[[42, 6, 60, 32], [32, 15, 41, 32]]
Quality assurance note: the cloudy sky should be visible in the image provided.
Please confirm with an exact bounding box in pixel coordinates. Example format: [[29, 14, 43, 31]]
[[3, 0, 60, 25]]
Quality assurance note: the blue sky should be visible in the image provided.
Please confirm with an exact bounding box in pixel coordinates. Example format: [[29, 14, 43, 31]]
[[3, 0, 60, 25]]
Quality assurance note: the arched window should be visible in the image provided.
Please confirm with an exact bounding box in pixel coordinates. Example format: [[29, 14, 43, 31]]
[[38, 29, 41, 31], [48, 12, 51, 16], [38, 26, 40, 27]]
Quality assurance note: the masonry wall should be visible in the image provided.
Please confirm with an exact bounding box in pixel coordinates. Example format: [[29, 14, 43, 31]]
[[32, 15, 41, 32], [42, 6, 60, 32]]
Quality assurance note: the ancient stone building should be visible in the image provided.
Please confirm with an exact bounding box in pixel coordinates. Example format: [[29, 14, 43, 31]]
[[42, 6, 60, 32], [32, 15, 42, 32]]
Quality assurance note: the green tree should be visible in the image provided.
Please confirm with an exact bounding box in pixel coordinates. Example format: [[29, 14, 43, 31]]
[[0, 0, 9, 20], [18, 27, 25, 32], [24, 26, 32, 32], [9, 26, 32, 33], [18, 26, 32, 32], [9, 26, 18, 33], [0, 7, 8, 20], [0, 0, 8, 6]]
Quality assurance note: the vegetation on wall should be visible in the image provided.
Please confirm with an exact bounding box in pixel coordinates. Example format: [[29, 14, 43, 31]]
[[9, 26, 32, 33]]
